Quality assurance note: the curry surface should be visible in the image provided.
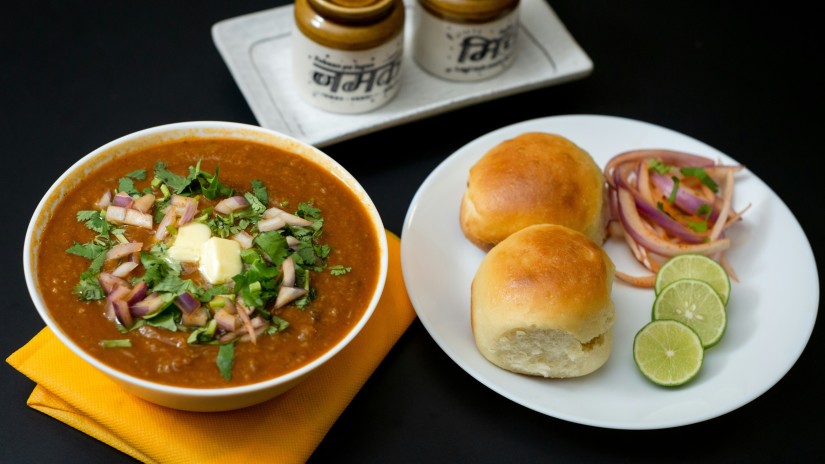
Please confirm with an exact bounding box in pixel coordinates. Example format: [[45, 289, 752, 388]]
[[36, 138, 381, 388]]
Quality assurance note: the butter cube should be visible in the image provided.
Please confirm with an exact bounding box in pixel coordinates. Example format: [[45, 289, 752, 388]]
[[199, 237, 242, 284], [168, 222, 212, 262]]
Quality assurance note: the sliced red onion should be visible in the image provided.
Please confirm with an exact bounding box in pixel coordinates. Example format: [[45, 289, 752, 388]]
[[633, 195, 707, 244], [275, 286, 307, 309], [170, 195, 190, 208], [257, 216, 286, 232], [112, 261, 139, 278], [605, 149, 716, 187], [616, 188, 731, 257], [281, 256, 296, 288], [230, 230, 254, 249], [650, 173, 719, 221], [174, 291, 200, 314], [130, 292, 166, 317], [239, 322, 269, 343], [214, 196, 250, 215], [106, 241, 143, 261], [132, 193, 156, 213], [105, 205, 127, 224]]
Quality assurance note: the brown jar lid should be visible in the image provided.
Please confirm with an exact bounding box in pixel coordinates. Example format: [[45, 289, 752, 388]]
[[419, 0, 520, 23], [295, 0, 405, 50]]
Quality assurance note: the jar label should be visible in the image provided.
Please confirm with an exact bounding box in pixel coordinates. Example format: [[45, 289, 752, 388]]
[[413, 4, 519, 81], [292, 30, 404, 114]]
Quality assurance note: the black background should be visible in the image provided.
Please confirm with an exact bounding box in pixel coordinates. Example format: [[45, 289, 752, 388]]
[[2, 1, 823, 462]]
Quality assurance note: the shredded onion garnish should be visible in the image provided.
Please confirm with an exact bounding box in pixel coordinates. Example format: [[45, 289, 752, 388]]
[[604, 149, 750, 287]]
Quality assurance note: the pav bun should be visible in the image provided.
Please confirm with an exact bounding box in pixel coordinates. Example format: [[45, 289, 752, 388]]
[[471, 224, 615, 378], [460, 132, 607, 251]]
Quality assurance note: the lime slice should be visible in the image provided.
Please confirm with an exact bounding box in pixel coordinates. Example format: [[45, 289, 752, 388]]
[[655, 254, 730, 304], [633, 320, 704, 386], [652, 279, 727, 348]]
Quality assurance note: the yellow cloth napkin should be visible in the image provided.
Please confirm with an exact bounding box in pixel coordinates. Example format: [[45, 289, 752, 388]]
[[7, 231, 415, 464]]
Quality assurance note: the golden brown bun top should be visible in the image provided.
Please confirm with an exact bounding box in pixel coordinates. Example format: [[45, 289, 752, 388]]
[[460, 132, 606, 251], [471, 224, 615, 342]]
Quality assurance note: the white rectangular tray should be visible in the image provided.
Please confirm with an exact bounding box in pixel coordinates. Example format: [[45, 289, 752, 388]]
[[212, 0, 593, 147]]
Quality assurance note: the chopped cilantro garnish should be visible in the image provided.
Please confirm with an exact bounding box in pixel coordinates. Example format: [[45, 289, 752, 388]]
[[244, 191, 267, 215], [667, 176, 680, 204], [124, 169, 147, 181], [680, 167, 719, 193], [254, 231, 289, 266], [118, 177, 139, 196], [251, 179, 268, 204], [686, 220, 709, 233], [648, 159, 672, 175], [696, 203, 713, 219], [329, 265, 352, 276], [217, 343, 235, 380]]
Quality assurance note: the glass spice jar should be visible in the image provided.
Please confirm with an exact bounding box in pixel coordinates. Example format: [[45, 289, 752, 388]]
[[413, 0, 520, 81], [292, 0, 406, 114]]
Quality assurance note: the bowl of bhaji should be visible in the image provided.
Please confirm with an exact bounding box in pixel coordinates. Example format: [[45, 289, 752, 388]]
[[23, 121, 388, 411]]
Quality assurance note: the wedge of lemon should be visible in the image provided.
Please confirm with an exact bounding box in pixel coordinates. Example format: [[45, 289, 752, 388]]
[[653, 279, 727, 348], [655, 254, 731, 305], [633, 320, 704, 387]]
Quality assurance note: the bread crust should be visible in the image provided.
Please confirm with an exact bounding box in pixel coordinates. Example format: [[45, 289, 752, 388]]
[[471, 224, 615, 378], [460, 132, 607, 251]]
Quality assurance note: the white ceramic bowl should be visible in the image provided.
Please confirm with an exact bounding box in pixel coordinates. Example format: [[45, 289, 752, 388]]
[[23, 121, 388, 412]]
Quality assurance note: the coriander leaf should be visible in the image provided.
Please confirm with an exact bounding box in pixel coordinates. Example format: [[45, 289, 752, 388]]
[[296, 201, 321, 220], [144, 306, 179, 331], [217, 343, 235, 380], [329, 265, 352, 276], [680, 167, 719, 193], [187, 319, 218, 344], [251, 179, 268, 204], [648, 159, 672, 175], [118, 177, 139, 196], [199, 166, 233, 200], [687, 220, 709, 233], [152, 273, 197, 296], [66, 242, 107, 259], [196, 284, 231, 303], [154, 161, 193, 193], [73, 277, 104, 301], [268, 315, 290, 333], [668, 176, 680, 204], [77, 210, 110, 236], [244, 191, 267, 215], [125, 169, 147, 181], [696, 203, 713, 219], [254, 231, 288, 266]]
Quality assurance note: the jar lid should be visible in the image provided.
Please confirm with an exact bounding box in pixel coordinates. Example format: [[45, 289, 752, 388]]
[[419, 0, 519, 22], [309, 0, 395, 22]]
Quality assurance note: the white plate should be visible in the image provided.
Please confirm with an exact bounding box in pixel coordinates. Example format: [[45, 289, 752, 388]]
[[400, 114, 819, 429], [212, 0, 592, 147]]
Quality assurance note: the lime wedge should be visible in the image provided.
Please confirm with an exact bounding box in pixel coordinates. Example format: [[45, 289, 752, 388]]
[[655, 254, 731, 304], [652, 279, 727, 348], [633, 320, 704, 387]]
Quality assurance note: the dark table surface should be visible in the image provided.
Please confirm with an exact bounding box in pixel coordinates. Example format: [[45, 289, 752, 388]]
[[3, 1, 823, 462]]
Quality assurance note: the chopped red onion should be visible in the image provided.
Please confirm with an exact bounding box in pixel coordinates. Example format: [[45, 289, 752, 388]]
[[98, 272, 128, 294], [105, 205, 127, 224], [130, 292, 166, 317], [257, 216, 286, 232], [112, 192, 134, 208], [650, 173, 719, 221], [281, 256, 296, 288], [263, 207, 313, 227], [174, 291, 200, 314], [112, 261, 139, 278], [155, 207, 176, 241], [214, 309, 240, 331], [275, 286, 307, 309], [123, 209, 153, 229], [107, 284, 130, 301], [286, 236, 301, 250], [178, 200, 197, 226], [214, 196, 250, 215], [106, 241, 143, 261], [126, 281, 148, 305], [181, 307, 208, 327], [132, 193, 156, 213], [230, 230, 254, 249], [97, 190, 112, 209], [112, 299, 134, 329]]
